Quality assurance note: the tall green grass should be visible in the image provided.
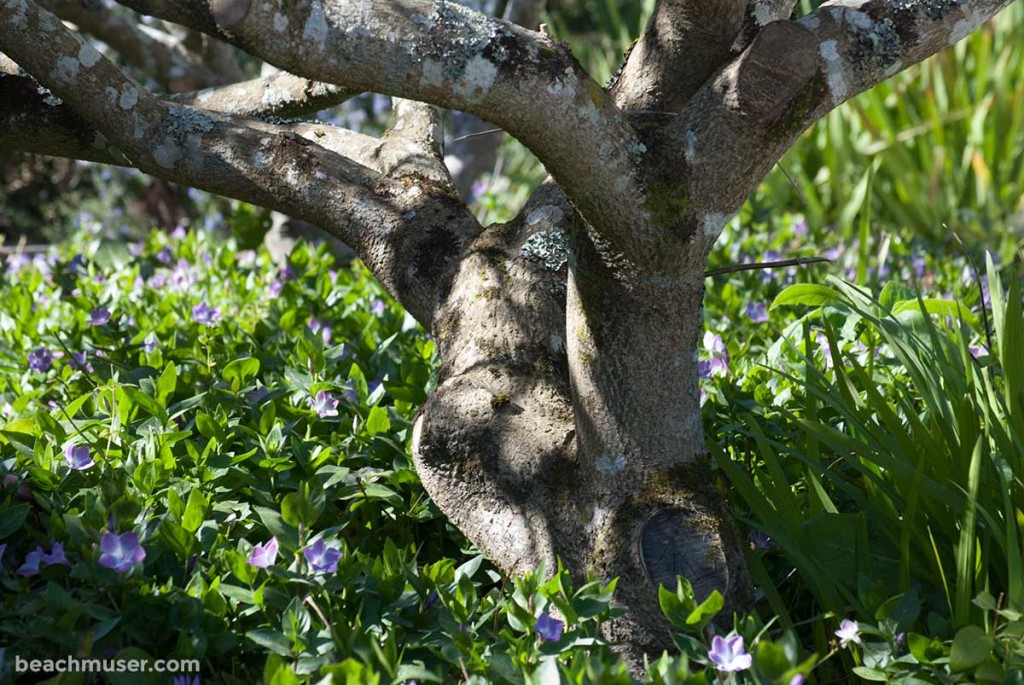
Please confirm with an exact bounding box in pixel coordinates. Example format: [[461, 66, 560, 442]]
[[715, 264, 1024, 633]]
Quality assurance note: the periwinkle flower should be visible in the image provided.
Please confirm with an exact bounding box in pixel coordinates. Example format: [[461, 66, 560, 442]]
[[702, 331, 729, 377], [192, 302, 221, 326], [835, 619, 861, 647], [18, 548, 44, 576], [789, 675, 805, 685], [750, 530, 772, 551], [155, 247, 173, 265], [69, 351, 94, 373], [792, 217, 808, 238], [310, 391, 339, 418], [303, 538, 342, 574], [172, 676, 200, 685], [268, 279, 284, 298], [28, 348, 54, 373], [308, 318, 332, 344], [64, 444, 95, 471], [18, 541, 69, 576], [42, 542, 69, 566], [88, 307, 111, 326], [142, 334, 158, 354], [371, 298, 386, 316], [708, 635, 752, 672], [6, 253, 31, 275], [744, 301, 769, 323], [535, 611, 564, 642], [98, 532, 146, 573], [170, 225, 187, 240], [248, 537, 278, 569]]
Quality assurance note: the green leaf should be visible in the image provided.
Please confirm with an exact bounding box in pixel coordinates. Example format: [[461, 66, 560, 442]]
[[0, 504, 30, 539], [246, 628, 294, 656], [222, 357, 261, 392], [892, 298, 979, 328], [156, 362, 177, 403], [365, 405, 391, 436], [181, 488, 207, 533], [949, 625, 994, 672], [770, 284, 841, 310], [685, 590, 724, 631]]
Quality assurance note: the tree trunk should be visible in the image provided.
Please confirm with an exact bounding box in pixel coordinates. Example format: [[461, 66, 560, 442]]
[[411, 181, 751, 666]]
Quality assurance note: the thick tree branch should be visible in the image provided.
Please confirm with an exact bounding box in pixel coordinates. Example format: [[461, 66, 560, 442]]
[[112, 0, 649, 260], [36, 0, 226, 91], [180, 71, 356, 119], [669, 0, 1013, 250], [0, 0, 480, 325], [611, 0, 747, 113]]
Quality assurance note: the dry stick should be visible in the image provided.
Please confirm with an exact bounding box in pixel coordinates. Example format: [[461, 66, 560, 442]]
[[704, 256, 832, 278]]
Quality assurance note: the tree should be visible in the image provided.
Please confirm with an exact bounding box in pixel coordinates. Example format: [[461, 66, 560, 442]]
[[0, 0, 1013, 665]]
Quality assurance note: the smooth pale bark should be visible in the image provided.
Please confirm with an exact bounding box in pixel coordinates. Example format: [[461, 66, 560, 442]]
[[0, 0, 1013, 668]]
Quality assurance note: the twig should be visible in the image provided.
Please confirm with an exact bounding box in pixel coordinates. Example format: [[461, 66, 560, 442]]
[[704, 256, 832, 278]]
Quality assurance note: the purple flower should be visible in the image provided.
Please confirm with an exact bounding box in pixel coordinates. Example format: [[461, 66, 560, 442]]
[[18, 541, 69, 576], [708, 635, 752, 672], [69, 352, 94, 373], [789, 675, 805, 685], [823, 245, 844, 262], [750, 530, 772, 550], [64, 444, 96, 471], [6, 253, 31, 275], [470, 179, 488, 202], [310, 391, 339, 418], [42, 541, 69, 566], [28, 348, 54, 373], [248, 537, 278, 568], [308, 318, 332, 344], [744, 301, 769, 323], [912, 253, 927, 278], [371, 298, 386, 316], [268, 279, 284, 298], [702, 331, 729, 377], [88, 307, 111, 326], [835, 619, 861, 647], [192, 302, 221, 326], [535, 611, 564, 642], [969, 345, 988, 359], [155, 247, 173, 265], [66, 253, 86, 275], [280, 265, 296, 281], [303, 538, 342, 574], [18, 547, 44, 576], [170, 225, 187, 240], [791, 218, 808, 238], [172, 676, 200, 685], [99, 532, 145, 573], [142, 334, 158, 354]]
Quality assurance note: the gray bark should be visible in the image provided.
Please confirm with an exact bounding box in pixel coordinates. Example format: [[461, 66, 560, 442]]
[[0, 0, 1014, 668]]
